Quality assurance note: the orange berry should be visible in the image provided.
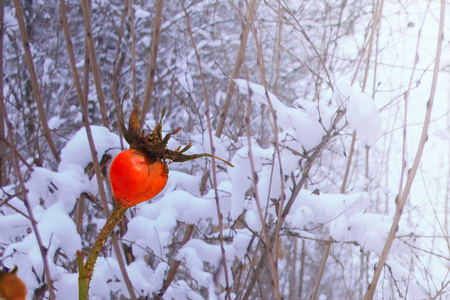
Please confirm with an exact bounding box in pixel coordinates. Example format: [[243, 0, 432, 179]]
[[0, 268, 27, 300]]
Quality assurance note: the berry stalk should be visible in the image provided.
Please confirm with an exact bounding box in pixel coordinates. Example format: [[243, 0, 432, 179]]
[[77, 205, 128, 300]]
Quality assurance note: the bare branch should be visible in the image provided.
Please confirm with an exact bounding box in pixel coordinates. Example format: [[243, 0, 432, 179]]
[[363, 0, 445, 298], [0, 79, 56, 300], [80, 0, 110, 129], [59, 2, 136, 298], [13, 0, 60, 163], [140, 0, 164, 126], [215, 0, 258, 138]]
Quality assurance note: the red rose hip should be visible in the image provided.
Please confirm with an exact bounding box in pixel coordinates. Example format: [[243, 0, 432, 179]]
[[109, 149, 168, 208]]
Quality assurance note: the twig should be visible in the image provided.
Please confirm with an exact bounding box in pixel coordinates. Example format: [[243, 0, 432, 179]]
[[341, 0, 385, 194], [0, 192, 30, 220], [241, 77, 281, 299], [0, 137, 33, 171], [363, 0, 445, 297], [311, 237, 332, 300], [155, 224, 194, 299], [340, 131, 356, 193], [77, 206, 128, 300], [248, 17, 286, 299], [281, 4, 334, 91], [128, 0, 137, 102], [299, 239, 305, 299], [282, 112, 344, 221], [140, 0, 164, 126], [111, 2, 128, 149], [342, 0, 384, 194], [215, 0, 258, 138], [361, 0, 384, 90], [242, 93, 280, 300], [83, 34, 90, 108], [179, 1, 232, 298], [12, 0, 60, 163], [59, 2, 136, 298], [273, 1, 282, 96], [242, 112, 345, 298], [0, 0, 6, 187], [80, 0, 110, 129], [0, 88, 56, 299], [397, 0, 429, 213]]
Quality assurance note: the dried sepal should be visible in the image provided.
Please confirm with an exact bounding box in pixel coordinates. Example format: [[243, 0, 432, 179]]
[[127, 103, 140, 138], [165, 150, 234, 167], [120, 92, 141, 146], [179, 141, 192, 153], [119, 98, 233, 167]]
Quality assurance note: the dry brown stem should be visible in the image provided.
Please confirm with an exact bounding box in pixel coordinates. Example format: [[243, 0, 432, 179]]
[[128, 0, 137, 101], [340, 131, 356, 194], [59, 2, 136, 298], [363, 0, 445, 298], [140, 0, 164, 125], [154, 224, 194, 299], [77, 206, 128, 300], [80, 0, 110, 129], [311, 238, 332, 300], [0, 0, 6, 187], [242, 111, 345, 298], [215, 0, 258, 138], [13, 0, 60, 163], [246, 15, 288, 299], [112, 2, 128, 149], [178, 2, 232, 297], [0, 87, 56, 299]]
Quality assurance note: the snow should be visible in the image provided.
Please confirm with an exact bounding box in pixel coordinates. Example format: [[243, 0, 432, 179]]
[[36, 203, 81, 260], [1, 1, 442, 298], [127, 260, 158, 295], [42, 57, 53, 85], [0, 213, 29, 242], [346, 91, 381, 146], [332, 82, 382, 146], [286, 190, 371, 230], [53, 273, 78, 300], [90, 257, 126, 299], [124, 214, 176, 258], [48, 116, 64, 130], [4, 10, 18, 29], [235, 79, 335, 150], [232, 229, 253, 261], [141, 36, 151, 47], [0, 125, 125, 297], [177, 73, 194, 93], [329, 211, 393, 255], [0, 80, 408, 300], [178, 246, 211, 287], [163, 170, 202, 196], [3, 239, 40, 291], [135, 8, 151, 19], [26, 165, 88, 210], [165, 279, 204, 300], [178, 239, 235, 288], [59, 126, 122, 172], [245, 209, 262, 232]]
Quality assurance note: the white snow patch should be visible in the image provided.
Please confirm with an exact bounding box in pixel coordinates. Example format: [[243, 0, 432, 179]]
[[59, 126, 121, 172], [48, 116, 65, 130], [234, 79, 331, 151], [346, 91, 381, 146], [135, 8, 151, 19]]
